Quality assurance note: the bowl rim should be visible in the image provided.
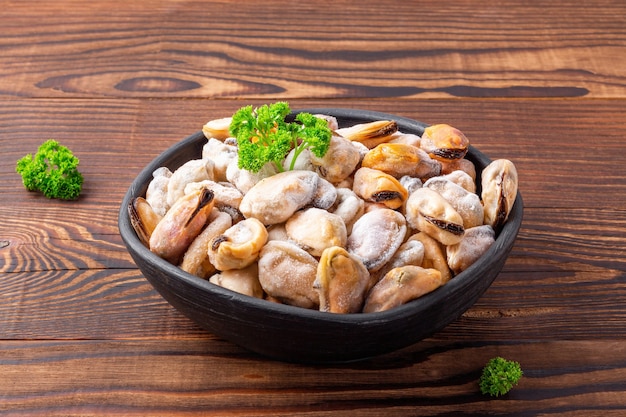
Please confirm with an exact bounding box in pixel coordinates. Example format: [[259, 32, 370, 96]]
[[119, 107, 523, 326]]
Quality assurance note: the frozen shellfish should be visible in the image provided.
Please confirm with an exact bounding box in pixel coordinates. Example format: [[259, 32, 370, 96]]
[[226, 159, 278, 194], [258, 240, 319, 309], [208, 218, 268, 271], [424, 177, 484, 229], [202, 116, 232, 140], [336, 120, 398, 149], [209, 263, 264, 298], [310, 177, 338, 210], [361, 143, 441, 180], [408, 232, 452, 283], [166, 158, 214, 208], [202, 138, 238, 182], [481, 159, 519, 230], [128, 196, 162, 247], [145, 167, 172, 217], [310, 134, 361, 183], [420, 124, 469, 162], [352, 167, 408, 210], [405, 187, 465, 246], [285, 208, 347, 257], [440, 170, 476, 194], [149, 187, 215, 264], [446, 225, 495, 274], [239, 170, 319, 225], [329, 188, 365, 233], [347, 208, 407, 273], [363, 266, 443, 313], [179, 209, 232, 278], [314, 246, 370, 314], [371, 239, 425, 284]]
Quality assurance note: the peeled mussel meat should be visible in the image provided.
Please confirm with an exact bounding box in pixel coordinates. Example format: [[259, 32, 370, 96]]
[[285, 207, 347, 257], [481, 159, 518, 230], [405, 187, 465, 246], [166, 158, 215, 208], [179, 208, 232, 278], [209, 263, 264, 299], [128, 196, 162, 247], [239, 170, 319, 225], [420, 124, 469, 162], [310, 134, 361, 183], [336, 120, 398, 149], [258, 240, 320, 309], [424, 176, 484, 229], [149, 187, 215, 264], [202, 116, 232, 140], [347, 208, 407, 273], [208, 217, 268, 271], [146, 167, 172, 217], [352, 167, 408, 210], [361, 143, 441, 180], [446, 225, 495, 274], [314, 246, 370, 314], [363, 266, 443, 313]]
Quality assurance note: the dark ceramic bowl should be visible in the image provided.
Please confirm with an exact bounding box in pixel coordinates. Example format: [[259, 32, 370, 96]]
[[119, 108, 523, 364]]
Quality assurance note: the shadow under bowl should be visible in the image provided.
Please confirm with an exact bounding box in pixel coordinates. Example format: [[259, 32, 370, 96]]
[[119, 108, 523, 364]]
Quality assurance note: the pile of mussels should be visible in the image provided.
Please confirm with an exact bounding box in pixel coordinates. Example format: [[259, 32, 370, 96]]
[[129, 114, 518, 314]]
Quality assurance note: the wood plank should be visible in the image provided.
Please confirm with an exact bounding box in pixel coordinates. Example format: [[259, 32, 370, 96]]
[[2, 205, 625, 341], [2, 339, 626, 415], [2, 98, 626, 209], [1, 1, 626, 99]]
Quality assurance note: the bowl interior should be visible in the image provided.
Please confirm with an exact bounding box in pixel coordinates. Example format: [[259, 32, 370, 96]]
[[119, 108, 523, 363]]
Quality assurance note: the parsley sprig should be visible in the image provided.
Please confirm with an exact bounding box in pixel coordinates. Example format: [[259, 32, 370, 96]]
[[229, 102, 332, 173]]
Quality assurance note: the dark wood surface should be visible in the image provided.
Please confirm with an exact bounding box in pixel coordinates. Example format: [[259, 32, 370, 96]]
[[2, 1, 626, 415]]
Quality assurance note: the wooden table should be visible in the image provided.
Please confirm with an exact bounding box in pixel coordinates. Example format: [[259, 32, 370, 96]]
[[2, 1, 626, 415]]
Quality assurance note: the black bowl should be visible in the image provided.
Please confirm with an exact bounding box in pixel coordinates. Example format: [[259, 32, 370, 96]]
[[119, 108, 523, 363]]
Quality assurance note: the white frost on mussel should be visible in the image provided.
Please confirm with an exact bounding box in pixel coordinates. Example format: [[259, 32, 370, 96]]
[[285, 207, 347, 257], [166, 158, 214, 208], [328, 188, 365, 234], [370, 239, 425, 284], [446, 225, 496, 275], [239, 170, 319, 225], [309, 177, 337, 210], [440, 169, 476, 193], [405, 187, 465, 246], [202, 138, 238, 182], [424, 176, 484, 229], [146, 167, 172, 217], [258, 240, 320, 309], [347, 208, 407, 274], [310, 134, 361, 183], [226, 159, 278, 194]]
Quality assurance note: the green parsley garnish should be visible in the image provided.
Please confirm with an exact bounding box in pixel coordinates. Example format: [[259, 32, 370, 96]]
[[479, 356, 523, 397], [16, 139, 84, 200], [229, 101, 332, 173]]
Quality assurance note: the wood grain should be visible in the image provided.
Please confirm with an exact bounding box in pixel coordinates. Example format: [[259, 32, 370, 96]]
[[2, 340, 626, 416], [1, 1, 626, 99]]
